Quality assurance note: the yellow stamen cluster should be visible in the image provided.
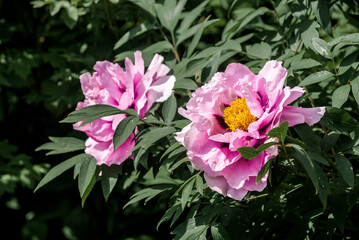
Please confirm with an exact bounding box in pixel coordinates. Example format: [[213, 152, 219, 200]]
[[223, 98, 257, 132]]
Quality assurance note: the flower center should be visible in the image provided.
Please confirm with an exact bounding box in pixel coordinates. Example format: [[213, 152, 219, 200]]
[[223, 98, 257, 132]]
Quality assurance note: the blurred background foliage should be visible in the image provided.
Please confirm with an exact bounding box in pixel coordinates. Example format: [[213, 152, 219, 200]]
[[1, 0, 359, 239]]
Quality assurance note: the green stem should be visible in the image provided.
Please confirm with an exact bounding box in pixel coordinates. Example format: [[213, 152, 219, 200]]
[[139, 119, 159, 128]]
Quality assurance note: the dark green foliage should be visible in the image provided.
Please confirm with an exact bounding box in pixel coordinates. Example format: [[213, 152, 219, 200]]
[[2, 0, 359, 239]]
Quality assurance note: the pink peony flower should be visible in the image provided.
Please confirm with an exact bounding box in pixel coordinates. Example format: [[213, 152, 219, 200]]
[[74, 51, 175, 166], [175, 61, 325, 200]]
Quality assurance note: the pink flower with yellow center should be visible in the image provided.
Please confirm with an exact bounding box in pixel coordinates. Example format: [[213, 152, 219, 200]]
[[176, 61, 325, 200]]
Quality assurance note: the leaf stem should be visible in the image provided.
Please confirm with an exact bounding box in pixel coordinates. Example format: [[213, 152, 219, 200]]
[[244, 193, 269, 201], [139, 119, 159, 128], [294, 38, 302, 55], [170, 31, 181, 62]]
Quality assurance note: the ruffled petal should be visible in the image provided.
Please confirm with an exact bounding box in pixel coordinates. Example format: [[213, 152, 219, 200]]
[[259, 61, 287, 106], [281, 106, 325, 126]]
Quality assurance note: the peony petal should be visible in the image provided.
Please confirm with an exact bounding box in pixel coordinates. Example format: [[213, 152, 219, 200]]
[[282, 86, 305, 105], [258, 61, 287, 106], [134, 51, 144, 76], [146, 75, 175, 111], [203, 174, 229, 196], [242, 176, 267, 192], [227, 187, 248, 200], [85, 133, 135, 166], [281, 106, 325, 126], [220, 154, 265, 189]]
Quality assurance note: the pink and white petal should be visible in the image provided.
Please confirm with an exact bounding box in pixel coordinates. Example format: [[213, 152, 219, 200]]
[[79, 72, 101, 99], [209, 132, 232, 143], [134, 51, 145, 76], [253, 76, 269, 107], [174, 122, 192, 146], [146, 75, 175, 111], [204, 174, 229, 196], [258, 61, 287, 106], [248, 111, 277, 138], [124, 57, 135, 98], [282, 86, 305, 106], [85, 133, 135, 166], [281, 106, 325, 126], [118, 91, 133, 110], [88, 119, 114, 142], [227, 187, 248, 201], [220, 153, 265, 189], [242, 176, 267, 192], [242, 85, 264, 118], [223, 63, 255, 90], [101, 72, 123, 103]]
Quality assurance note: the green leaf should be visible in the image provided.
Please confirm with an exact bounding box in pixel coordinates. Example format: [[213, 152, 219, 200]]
[[155, 0, 187, 33], [81, 167, 100, 207], [60, 104, 138, 125], [335, 154, 354, 188], [101, 164, 121, 201], [321, 131, 340, 153], [143, 41, 173, 54], [181, 178, 195, 209], [328, 32, 359, 56], [195, 174, 204, 196], [132, 127, 177, 152], [294, 124, 321, 153], [113, 23, 156, 50], [246, 42, 271, 60], [162, 94, 177, 123], [174, 78, 198, 90], [223, 7, 268, 41], [256, 158, 272, 183], [330, 194, 347, 233], [169, 157, 190, 171], [300, 20, 320, 51], [61, 7, 77, 29], [49, 1, 69, 16], [351, 77, 359, 105], [36, 137, 85, 155], [124, 185, 171, 208], [186, 19, 220, 57], [299, 71, 335, 86], [128, 0, 156, 17], [328, 33, 359, 47], [292, 58, 321, 70], [160, 142, 182, 161], [267, 121, 289, 144], [332, 85, 350, 108], [66, 6, 78, 21], [311, 0, 332, 36], [307, 151, 329, 166], [177, 0, 209, 34], [113, 115, 139, 151], [34, 153, 90, 192], [312, 37, 332, 59], [237, 142, 278, 160], [73, 162, 82, 179], [211, 223, 230, 240], [321, 107, 359, 132], [157, 202, 181, 230], [292, 144, 328, 208], [78, 156, 97, 197]]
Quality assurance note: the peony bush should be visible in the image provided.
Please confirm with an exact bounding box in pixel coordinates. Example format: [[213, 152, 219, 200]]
[[32, 0, 359, 239]]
